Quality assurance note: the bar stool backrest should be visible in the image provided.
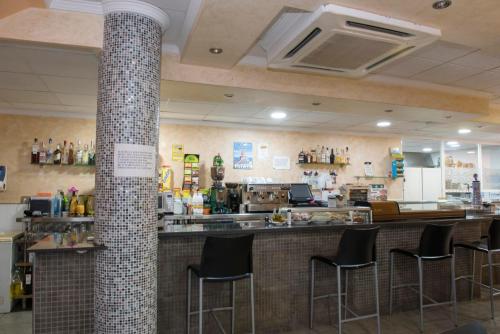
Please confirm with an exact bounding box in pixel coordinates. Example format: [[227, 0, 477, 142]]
[[336, 227, 380, 266], [418, 224, 455, 258], [199, 234, 254, 279], [488, 219, 500, 250]]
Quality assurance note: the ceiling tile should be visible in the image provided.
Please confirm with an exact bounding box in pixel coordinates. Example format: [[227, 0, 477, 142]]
[[376, 57, 440, 78], [40, 75, 97, 95], [0, 90, 60, 104], [291, 111, 337, 123], [412, 63, 482, 85], [209, 103, 261, 117], [0, 72, 48, 91], [0, 46, 31, 73], [10, 103, 95, 113], [56, 93, 97, 107], [162, 100, 215, 114], [204, 115, 247, 123], [450, 51, 500, 70], [453, 70, 500, 90], [253, 108, 302, 120], [411, 41, 476, 62], [22, 47, 98, 79]]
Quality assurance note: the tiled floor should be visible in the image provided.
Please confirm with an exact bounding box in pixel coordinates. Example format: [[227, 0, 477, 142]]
[[0, 299, 498, 333]]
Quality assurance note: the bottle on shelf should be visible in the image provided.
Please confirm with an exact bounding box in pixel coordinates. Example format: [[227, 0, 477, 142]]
[[24, 265, 32, 295], [31, 138, 39, 164], [61, 140, 69, 165], [69, 190, 78, 216], [298, 149, 305, 164], [345, 146, 350, 164], [326, 147, 330, 163], [316, 145, 321, 163], [75, 140, 83, 165], [46, 138, 53, 164], [335, 148, 340, 164], [68, 142, 75, 165], [53, 144, 62, 165], [321, 146, 326, 163], [88, 140, 96, 166], [330, 148, 335, 164], [82, 144, 89, 165], [38, 141, 47, 164], [311, 148, 317, 163], [10, 268, 23, 298]]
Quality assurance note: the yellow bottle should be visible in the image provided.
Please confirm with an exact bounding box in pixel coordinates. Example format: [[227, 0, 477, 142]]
[[10, 269, 24, 298], [69, 193, 78, 216]]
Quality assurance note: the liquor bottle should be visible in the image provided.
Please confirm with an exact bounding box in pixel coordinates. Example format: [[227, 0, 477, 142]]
[[345, 146, 350, 164], [31, 138, 39, 164], [316, 145, 321, 163], [326, 147, 330, 163], [82, 144, 89, 165], [24, 265, 32, 295], [335, 148, 340, 164], [76, 140, 83, 165], [53, 144, 62, 164], [38, 141, 47, 164], [10, 269, 23, 298], [68, 142, 75, 165], [311, 149, 317, 163], [46, 138, 53, 164], [330, 148, 335, 164], [298, 149, 305, 164], [61, 140, 69, 165], [321, 146, 326, 163], [88, 140, 95, 165]]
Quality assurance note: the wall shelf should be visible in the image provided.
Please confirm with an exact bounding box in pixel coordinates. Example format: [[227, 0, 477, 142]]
[[354, 176, 391, 182], [296, 162, 350, 167]]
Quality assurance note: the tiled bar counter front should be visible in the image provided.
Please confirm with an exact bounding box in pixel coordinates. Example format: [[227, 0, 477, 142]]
[[31, 218, 488, 333]]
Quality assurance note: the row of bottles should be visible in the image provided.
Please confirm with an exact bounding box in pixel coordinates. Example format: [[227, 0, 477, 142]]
[[10, 266, 32, 298], [31, 138, 96, 166], [298, 146, 350, 165], [53, 187, 94, 217]]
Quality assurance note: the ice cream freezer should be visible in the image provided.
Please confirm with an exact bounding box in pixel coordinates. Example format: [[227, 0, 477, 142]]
[[0, 231, 23, 313]]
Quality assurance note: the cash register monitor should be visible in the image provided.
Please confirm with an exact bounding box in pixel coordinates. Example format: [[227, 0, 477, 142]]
[[289, 183, 314, 205]]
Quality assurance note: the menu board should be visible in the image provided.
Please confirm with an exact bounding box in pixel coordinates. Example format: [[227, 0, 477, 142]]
[[182, 154, 200, 190]]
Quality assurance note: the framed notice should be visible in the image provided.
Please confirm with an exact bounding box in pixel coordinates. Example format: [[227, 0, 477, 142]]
[[257, 143, 269, 160], [113, 144, 155, 178], [272, 156, 290, 170], [172, 144, 184, 161], [233, 142, 253, 170]]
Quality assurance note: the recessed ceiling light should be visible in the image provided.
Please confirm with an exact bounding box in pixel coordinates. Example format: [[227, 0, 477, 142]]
[[209, 47, 223, 54], [271, 111, 287, 119], [422, 147, 433, 153], [312, 102, 321, 106], [433, 0, 452, 10], [376, 121, 391, 127], [446, 141, 460, 147], [445, 115, 452, 119], [384, 109, 393, 113], [467, 151, 476, 154], [458, 128, 471, 134], [224, 93, 234, 98]]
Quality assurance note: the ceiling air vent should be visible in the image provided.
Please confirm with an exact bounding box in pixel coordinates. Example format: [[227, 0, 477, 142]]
[[259, 4, 441, 78]]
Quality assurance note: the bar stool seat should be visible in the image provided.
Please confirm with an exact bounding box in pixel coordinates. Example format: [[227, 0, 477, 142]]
[[310, 227, 381, 334], [389, 224, 457, 333], [186, 234, 255, 334], [454, 218, 500, 320]]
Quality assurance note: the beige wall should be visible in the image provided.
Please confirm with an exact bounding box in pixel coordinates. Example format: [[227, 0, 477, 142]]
[[0, 114, 403, 203]]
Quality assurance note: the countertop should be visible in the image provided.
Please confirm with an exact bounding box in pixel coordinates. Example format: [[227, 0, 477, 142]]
[[28, 235, 104, 253]]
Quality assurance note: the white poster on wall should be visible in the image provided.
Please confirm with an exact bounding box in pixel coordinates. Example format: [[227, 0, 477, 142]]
[[258, 143, 269, 160], [272, 156, 290, 170], [114, 143, 156, 178]]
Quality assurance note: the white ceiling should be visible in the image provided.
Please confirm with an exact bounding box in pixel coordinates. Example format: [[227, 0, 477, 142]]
[[0, 42, 499, 144]]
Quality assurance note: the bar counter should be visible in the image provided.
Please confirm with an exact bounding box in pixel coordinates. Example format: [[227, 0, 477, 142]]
[[26, 215, 493, 333]]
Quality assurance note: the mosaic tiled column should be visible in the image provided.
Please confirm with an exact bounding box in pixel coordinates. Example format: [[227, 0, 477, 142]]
[[95, 1, 168, 333]]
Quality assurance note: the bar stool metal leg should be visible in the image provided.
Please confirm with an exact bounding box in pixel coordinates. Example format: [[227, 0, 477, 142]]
[[337, 266, 342, 334], [418, 257, 424, 333], [374, 263, 381, 334], [389, 252, 394, 316], [488, 251, 495, 319], [250, 273, 255, 334], [187, 269, 192, 334], [310, 259, 315, 329], [199, 278, 203, 334], [231, 281, 236, 334], [344, 270, 348, 320], [451, 254, 457, 326], [471, 250, 476, 300]]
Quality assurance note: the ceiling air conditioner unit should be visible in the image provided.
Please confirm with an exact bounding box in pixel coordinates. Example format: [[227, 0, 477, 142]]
[[259, 5, 441, 78]]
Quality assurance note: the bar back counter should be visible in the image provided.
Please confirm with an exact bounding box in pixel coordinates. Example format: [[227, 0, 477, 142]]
[[25, 208, 494, 333]]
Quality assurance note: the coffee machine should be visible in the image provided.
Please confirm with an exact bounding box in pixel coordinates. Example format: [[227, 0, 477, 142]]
[[225, 183, 242, 213], [242, 183, 290, 212]]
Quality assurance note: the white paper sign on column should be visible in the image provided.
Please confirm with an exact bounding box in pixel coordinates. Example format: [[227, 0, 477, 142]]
[[113, 143, 156, 178]]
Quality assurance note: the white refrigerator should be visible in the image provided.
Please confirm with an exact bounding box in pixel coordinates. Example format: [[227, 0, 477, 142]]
[[404, 167, 442, 203], [0, 232, 22, 313]]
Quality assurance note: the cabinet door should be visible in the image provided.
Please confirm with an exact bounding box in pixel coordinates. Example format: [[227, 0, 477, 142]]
[[404, 167, 423, 201], [422, 168, 442, 201]]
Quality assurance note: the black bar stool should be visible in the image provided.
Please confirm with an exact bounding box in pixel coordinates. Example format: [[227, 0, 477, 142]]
[[186, 234, 255, 334], [389, 223, 457, 332], [454, 218, 500, 319], [310, 226, 380, 333]]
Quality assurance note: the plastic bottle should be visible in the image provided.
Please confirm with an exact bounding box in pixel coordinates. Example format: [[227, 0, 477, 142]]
[[192, 191, 204, 216], [173, 191, 183, 215], [10, 269, 23, 298]]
